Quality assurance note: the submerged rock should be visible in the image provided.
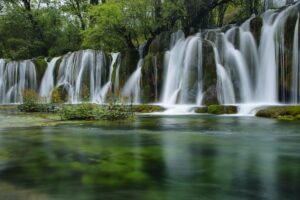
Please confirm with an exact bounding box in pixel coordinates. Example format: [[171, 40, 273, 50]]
[[132, 105, 165, 113], [207, 105, 238, 114]]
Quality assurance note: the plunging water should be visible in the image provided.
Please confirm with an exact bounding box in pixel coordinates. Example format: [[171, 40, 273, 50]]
[[122, 44, 146, 103], [56, 50, 105, 103], [100, 53, 119, 102], [39, 57, 60, 102], [0, 60, 36, 104]]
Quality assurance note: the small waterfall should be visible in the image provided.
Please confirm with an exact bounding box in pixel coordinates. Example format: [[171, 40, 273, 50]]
[[0, 60, 36, 104], [39, 57, 60, 102], [291, 14, 300, 103], [225, 30, 253, 102], [122, 60, 143, 103], [56, 49, 105, 103], [210, 41, 236, 104], [100, 53, 119, 102], [161, 32, 203, 106], [122, 44, 145, 104], [196, 38, 204, 105]]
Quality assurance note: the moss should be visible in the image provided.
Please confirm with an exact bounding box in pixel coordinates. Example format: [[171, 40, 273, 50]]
[[54, 57, 62, 81], [119, 49, 139, 86], [256, 106, 300, 120], [201, 40, 219, 105], [32, 57, 47, 84], [132, 105, 165, 113], [207, 105, 238, 115], [250, 17, 263, 46], [148, 31, 171, 54], [195, 107, 208, 113]]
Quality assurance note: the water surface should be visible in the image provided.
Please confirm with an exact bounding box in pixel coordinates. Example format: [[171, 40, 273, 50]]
[[0, 114, 299, 200]]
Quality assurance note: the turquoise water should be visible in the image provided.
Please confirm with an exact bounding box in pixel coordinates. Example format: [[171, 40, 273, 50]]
[[0, 114, 299, 200]]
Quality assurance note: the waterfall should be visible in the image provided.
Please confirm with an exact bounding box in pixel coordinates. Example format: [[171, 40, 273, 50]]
[[291, 14, 300, 103], [100, 53, 119, 102], [210, 41, 236, 104], [122, 44, 145, 104], [39, 57, 60, 102], [56, 49, 105, 104], [0, 60, 36, 104], [161, 32, 204, 105]]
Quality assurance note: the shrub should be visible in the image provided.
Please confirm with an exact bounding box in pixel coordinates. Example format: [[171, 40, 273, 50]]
[[59, 103, 134, 121], [18, 89, 58, 112]]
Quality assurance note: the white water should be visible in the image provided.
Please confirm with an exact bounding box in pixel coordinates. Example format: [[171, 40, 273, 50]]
[[122, 60, 143, 103], [0, 60, 36, 104], [39, 57, 60, 102], [122, 44, 146, 104], [291, 14, 300, 103], [100, 53, 119, 102], [56, 50, 105, 103], [161, 33, 203, 106]]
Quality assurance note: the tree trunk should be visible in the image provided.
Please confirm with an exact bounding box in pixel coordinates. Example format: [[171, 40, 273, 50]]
[[90, 0, 99, 5], [21, 0, 31, 11]]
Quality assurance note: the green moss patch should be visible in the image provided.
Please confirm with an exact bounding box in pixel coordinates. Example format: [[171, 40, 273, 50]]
[[256, 106, 300, 120], [132, 105, 165, 113], [207, 105, 238, 115]]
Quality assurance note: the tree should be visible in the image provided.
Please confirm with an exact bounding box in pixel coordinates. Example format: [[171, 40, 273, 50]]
[[82, 0, 155, 51]]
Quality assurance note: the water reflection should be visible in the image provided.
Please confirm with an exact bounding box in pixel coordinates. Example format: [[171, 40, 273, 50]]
[[0, 115, 299, 199]]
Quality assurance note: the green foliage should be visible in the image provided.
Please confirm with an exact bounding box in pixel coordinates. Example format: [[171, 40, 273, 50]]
[[0, 0, 267, 59], [17, 90, 58, 112], [82, 0, 155, 51], [59, 103, 134, 121]]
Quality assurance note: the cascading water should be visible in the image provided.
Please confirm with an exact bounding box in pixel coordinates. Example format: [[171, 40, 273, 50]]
[[56, 49, 106, 103], [122, 44, 145, 104], [161, 32, 204, 106], [291, 14, 300, 103], [39, 57, 60, 102], [0, 60, 36, 104], [0, 3, 299, 115], [100, 53, 119, 102], [210, 41, 236, 104]]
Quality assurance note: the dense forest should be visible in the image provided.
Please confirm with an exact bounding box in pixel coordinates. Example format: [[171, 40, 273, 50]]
[[0, 0, 291, 60]]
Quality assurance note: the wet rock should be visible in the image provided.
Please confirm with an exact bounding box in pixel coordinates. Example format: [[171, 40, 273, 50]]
[[194, 107, 208, 113], [208, 105, 238, 114], [32, 57, 47, 85]]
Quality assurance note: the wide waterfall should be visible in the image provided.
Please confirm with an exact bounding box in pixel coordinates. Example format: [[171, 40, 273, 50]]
[[0, 3, 300, 115]]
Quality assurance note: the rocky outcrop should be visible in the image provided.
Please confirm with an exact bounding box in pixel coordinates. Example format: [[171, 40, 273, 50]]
[[202, 40, 219, 105], [141, 32, 171, 102]]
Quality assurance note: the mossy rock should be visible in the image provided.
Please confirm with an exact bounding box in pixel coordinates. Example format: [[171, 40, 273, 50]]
[[256, 106, 300, 120], [148, 31, 171, 54], [141, 52, 165, 102], [195, 107, 208, 113], [32, 57, 47, 84], [202, 40, 217, 89], [202, 85, 219, 106], [208, 105, 238, 115], [119, 49, 139, 86], [250, 16, 263, 46], [132, 105, 165, 113]]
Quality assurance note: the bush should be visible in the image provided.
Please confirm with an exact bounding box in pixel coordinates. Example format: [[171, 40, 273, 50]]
[[59, 103, 134, 121], [18, 89, 58, 112]]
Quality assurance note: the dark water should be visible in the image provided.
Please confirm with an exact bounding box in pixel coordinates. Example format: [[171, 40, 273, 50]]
[[0, 115, 300, 200]]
